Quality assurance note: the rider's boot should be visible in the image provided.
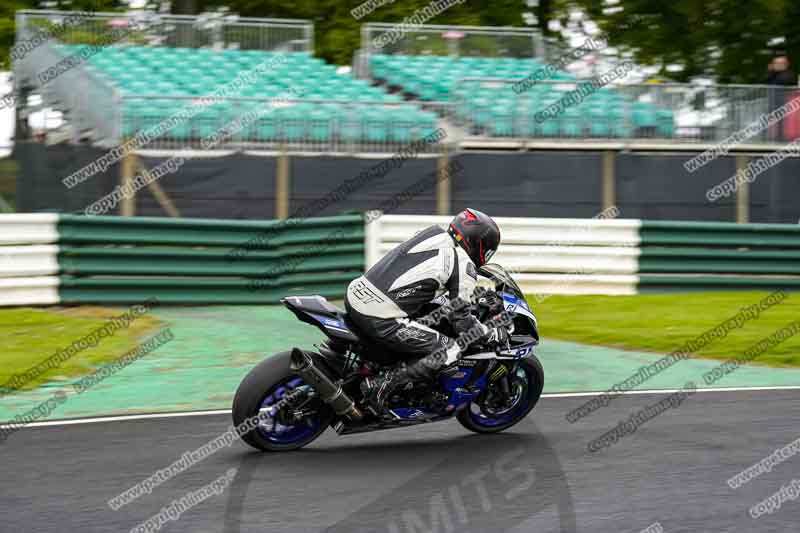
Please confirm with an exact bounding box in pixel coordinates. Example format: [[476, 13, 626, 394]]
[[360, 342, 459, 417]]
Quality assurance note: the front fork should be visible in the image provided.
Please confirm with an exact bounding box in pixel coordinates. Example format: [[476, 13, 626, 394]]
[[485, 355, 526, 406]]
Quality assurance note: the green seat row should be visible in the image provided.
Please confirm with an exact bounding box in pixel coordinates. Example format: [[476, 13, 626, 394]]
[[121, 101, 439, 143], [50, 44, 437, 144], [371, 53, 677, 138], [456, 97, 673, 138], [55, 44, 394, 102]]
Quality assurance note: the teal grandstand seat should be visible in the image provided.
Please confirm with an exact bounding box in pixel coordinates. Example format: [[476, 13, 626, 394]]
[[656, 109, 675, 137], [279, 103, 311, 141], [490, 103, 514, 137], [191, 108, 224, 139], [415, 111, 439, 140], [309, 106, 333, 141], [631, 101, 658, 131], [339, 108, 363, 142], [388, 106, 414, 143], [253, 110, 279, 141], [364, 108, 389, 142], [561, 105, 584, 136], [586, 106, 611, 137]]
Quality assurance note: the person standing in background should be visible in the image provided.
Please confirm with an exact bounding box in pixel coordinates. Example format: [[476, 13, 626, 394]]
[[766, 56, 797, 86], [765, 56, 797, 141]]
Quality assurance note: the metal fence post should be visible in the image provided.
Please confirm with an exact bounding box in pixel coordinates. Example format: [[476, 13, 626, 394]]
[[276, 143, 290, 220], [120, 149, 136, 217], [602, 150, 616, 211], [436, 147, 451, 216], [736, 155, 749, 223]]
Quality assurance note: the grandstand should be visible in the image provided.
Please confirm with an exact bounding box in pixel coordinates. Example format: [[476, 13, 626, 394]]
[[370, 55, 675, 138], [67, 45, 438, 146], [14, 11, 441, 153], [360, 23, 680, 141], [359, 24, 786, 145], [8, 10, 800, 225], [12, 11, 789, 151]]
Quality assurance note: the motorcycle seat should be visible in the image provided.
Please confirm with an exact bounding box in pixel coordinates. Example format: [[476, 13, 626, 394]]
[[282, 295, 425, 365], [282, 295, 346, 320]]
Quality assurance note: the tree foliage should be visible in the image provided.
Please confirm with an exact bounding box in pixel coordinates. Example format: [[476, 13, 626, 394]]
[[0, 0, 36, 70], [1, 0, 122, 70], [6, 1, 800, 82], [197, 0, 529, 65], [573, 0, 798, 83], [0, 1, 546, 69]]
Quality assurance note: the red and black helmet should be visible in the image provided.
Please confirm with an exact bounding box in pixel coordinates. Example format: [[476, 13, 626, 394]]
[[447, 208, 501, 267]]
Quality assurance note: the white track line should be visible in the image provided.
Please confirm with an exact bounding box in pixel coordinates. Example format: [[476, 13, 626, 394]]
[[542, 385, 800, 398], [3, 385, 799, 430], [0, 409, 231, 430]]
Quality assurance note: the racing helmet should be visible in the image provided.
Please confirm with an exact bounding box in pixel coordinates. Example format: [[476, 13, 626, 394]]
[[447, 208, 501, 267]]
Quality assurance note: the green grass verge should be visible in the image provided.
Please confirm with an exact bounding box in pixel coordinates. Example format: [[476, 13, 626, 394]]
[[0, 306, 162, 391], [527, 292, 800, 367]]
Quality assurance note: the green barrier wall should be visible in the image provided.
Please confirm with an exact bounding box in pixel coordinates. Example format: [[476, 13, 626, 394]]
[[57, 214, 360, 248], [56, 214, 365, 304], [12, 214, 800, 303], [639, 220, 800, 248], [638, 220, 800, 291]]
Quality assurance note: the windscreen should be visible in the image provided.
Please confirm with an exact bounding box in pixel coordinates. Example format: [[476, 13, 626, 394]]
[[477, 263, 524, 297]]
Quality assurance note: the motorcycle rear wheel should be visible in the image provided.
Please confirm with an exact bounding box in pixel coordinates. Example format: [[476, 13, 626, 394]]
[[232, 351, 334, 452]]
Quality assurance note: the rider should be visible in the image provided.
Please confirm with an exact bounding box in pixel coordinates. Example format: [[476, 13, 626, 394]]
[[344, 208, 507, 416]]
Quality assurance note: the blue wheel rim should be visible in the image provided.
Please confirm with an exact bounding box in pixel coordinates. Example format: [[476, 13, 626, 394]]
[[467, 366, 534, 428], [257, 376, 322, 444]]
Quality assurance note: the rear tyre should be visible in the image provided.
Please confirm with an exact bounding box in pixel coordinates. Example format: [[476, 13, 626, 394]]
[[232, 351, 334, 452], [457, 355, 544, 434]]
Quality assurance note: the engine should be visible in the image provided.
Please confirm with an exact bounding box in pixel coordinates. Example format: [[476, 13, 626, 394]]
[[386, 381, 450, 415]]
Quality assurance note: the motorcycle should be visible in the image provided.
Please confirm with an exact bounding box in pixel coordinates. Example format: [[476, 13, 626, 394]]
[[232, 263, 543, 452]]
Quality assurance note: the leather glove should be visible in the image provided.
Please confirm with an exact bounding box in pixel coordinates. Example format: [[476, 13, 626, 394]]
[[474, 288, 504, 315], [485, 314, 510, 348], [486, 326, 509, 348], [485, 310, 513, 348]]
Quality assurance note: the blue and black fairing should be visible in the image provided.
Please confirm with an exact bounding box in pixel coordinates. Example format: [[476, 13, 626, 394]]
[[281, 295, 359, 343], [479, 263, 540, 343]]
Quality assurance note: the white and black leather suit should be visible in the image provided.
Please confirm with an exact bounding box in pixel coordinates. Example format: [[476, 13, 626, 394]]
[[345, 225, 489, 366]]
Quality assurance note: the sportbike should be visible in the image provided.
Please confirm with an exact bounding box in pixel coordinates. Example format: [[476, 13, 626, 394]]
[[232, 263, 543, 451]]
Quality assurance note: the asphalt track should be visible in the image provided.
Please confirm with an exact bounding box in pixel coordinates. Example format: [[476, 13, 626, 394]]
[[2, 390, 799, 533]]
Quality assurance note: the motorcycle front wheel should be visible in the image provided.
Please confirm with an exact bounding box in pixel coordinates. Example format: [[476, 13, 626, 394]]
[[457, 355, 544, 434]]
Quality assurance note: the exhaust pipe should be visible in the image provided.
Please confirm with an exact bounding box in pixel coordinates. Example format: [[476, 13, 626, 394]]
[[290, 348, 363, 421]]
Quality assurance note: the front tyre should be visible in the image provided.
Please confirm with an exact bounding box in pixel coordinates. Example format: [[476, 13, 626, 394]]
[[232, 351, 334, 452], [457, 355, 544, 434]]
